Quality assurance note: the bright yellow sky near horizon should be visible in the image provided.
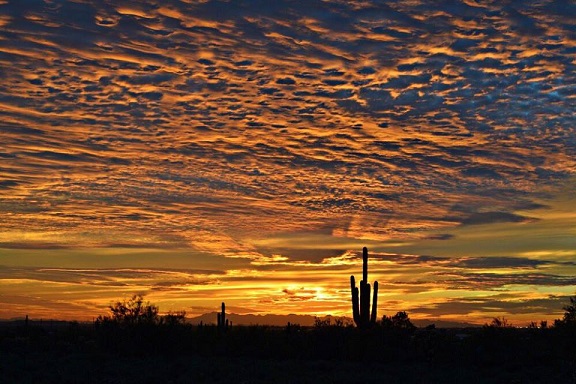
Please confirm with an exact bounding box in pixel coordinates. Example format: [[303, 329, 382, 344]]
[[0, 0, 575, 325], [1, 191, 574, 325]]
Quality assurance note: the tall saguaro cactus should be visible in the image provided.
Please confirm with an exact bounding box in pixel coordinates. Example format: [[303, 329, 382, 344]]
[[350, 247, 379, 329], [217, 302, 229, 330]]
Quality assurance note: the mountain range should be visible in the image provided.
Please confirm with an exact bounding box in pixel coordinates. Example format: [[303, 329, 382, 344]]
[[188, 312, 479, 329]]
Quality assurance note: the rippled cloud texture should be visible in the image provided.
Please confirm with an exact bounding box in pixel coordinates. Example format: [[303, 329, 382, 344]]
[[1, 0, 575, 324]]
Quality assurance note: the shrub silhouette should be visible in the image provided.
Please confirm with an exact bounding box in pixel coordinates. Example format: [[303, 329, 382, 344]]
[[161, 310, 187, 326], [484, 316, 513, 328], [313, 316, 332, 328], [381, 311, 416, 331], [93, 294, 192, 355], [96, 294, 160, 326]]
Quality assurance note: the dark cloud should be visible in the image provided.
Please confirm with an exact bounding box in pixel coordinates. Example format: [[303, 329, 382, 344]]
[[0, 266, 225, 288], [411, 295, 569, 318], [441, 272, 576, 289], [452, 257, 548, 269], [0, 243, 71, 250], [461, 212, 535, 225], [379, 252, 556, 268], [424, 234, 455, 241]]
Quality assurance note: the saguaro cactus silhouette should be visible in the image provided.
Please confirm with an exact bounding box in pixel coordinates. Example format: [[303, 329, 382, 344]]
[[217, 302, 229, 330], [350, 247, 378, 329]]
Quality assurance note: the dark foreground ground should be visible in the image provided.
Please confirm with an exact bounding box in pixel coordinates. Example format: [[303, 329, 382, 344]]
[[1, 321, 575, 383], [5, 352, 573, 384]]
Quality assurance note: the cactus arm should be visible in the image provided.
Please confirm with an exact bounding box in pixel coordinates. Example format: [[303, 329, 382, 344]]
[[371, 281, 378, 323], [359, 280, 367, 325], [361, 281, 371, 325], [362, 247, 368, 283], [221, 302, 226, 328], [217, 302, 228, 330], [359, 279, 365, 326], [351, 276, 360, 325]]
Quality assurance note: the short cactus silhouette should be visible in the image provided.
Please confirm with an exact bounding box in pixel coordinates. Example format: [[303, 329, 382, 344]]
[[350, 247, 378, 329]]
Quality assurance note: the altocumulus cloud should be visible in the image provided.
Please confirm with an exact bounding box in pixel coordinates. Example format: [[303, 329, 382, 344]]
[[0, 0, 575, 322]]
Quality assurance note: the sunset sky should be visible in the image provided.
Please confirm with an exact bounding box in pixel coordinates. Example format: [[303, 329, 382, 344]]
[[1, 0, 575, 325]]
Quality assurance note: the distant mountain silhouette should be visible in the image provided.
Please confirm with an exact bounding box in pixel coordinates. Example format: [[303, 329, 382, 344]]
[[187, 312, 479, 328], [188, 312, 337, 326], [0, 314, 479, 329], [414, 319, 480, 329]]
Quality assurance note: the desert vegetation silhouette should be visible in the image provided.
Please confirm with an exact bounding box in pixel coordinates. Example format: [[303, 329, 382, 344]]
[[3, 247, 576, 383], [216, 301, 231, 331], [350, 247, 378, 329]]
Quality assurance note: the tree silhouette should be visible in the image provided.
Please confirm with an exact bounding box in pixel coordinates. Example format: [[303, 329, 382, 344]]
[[161, 311, 187, 326], [96, 294, 159, 326], [554, 296, 576, 327], [484, 317, 512, 328], [381, 311, 416, 331]]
